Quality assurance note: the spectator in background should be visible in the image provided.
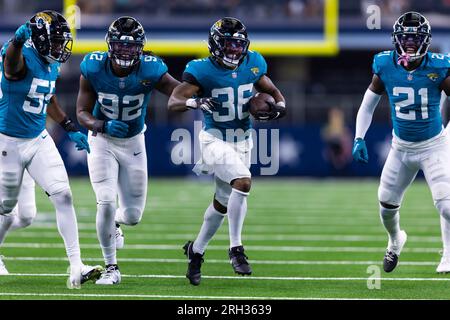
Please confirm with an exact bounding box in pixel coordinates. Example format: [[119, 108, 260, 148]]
[[321, 107, 353, 173]]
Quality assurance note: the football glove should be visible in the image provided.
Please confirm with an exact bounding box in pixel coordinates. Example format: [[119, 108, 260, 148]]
[[104, 120, 129, 138], [186, 97, 220, 114], [352, 138, 369, 163], [14, 22, 31, 44], [67, 131, 90, 153], [254, 101, 287, 121]]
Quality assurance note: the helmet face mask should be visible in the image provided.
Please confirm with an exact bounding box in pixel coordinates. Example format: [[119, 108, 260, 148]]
[[208, 17, 250, 69], [30, 11, 72, 63], [106, 16, 146, 69], [392, 11, 431, 63]]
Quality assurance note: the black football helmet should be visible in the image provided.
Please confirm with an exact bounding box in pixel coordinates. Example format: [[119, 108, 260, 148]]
[[208, 17, 250, 69], [29, 10, 73, 63], [106, 16, 146, 68], [392, 12, 431, 63]]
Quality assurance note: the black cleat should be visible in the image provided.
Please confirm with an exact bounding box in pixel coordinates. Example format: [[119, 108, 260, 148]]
[[383, 250, 399, 273], [183, 241, 204, 286], [229, 246, 252, 275]]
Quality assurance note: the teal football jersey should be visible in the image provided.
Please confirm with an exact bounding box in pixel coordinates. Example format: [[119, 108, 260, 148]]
[[373, 51, 450, 142], [0, 40, 60, 138], [183, 50, 267, 141], [80, 51, 168, 138]]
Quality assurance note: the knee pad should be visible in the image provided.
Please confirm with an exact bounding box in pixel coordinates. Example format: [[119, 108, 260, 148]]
[[436, 199, 450, 222], [17, 205, 37, 227], [121, 207, 142, 225], [49, 189, 73, 207], [378, 185, 402, 207], [96, 187, 116, 205]]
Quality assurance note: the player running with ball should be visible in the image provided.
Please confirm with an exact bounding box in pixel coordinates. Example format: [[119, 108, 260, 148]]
[[168, 17, 286, 286]]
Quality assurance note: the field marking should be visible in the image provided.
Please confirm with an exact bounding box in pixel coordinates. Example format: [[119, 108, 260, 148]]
[[27, 223, 442, 234], [1, 256, 441, 266], [7, 232, 443, 243], [0, 292, 439, 300], [1, 242, 444, 253], [3, 273, 450, 282]]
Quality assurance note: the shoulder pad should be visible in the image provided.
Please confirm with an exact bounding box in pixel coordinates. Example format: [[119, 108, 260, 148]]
[[139, 54, 168, 80], [80, 51, 107, 77]]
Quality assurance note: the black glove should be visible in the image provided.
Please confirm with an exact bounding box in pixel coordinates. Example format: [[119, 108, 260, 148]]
[[255, 102, 286, 121], [186, 97, 221, 114]]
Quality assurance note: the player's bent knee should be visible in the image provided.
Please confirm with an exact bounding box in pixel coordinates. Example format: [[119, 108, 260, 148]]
[[96, 188, 116, 205], [122, 207, 143, 225], [49, 189, 73, 207], [231, 177, 251, 193]]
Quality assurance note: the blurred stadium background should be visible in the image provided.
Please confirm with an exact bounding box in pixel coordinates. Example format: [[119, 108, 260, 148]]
[[3, 0, 450, 178]]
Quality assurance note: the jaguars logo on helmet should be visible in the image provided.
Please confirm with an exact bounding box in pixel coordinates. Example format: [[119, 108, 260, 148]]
[[392, 11, 431, 64], [106, 16, 146, 68], [208, 17, 250, 69], [29, 10, 72, 63]]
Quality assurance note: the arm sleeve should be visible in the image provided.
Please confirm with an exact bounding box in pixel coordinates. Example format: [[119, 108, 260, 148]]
[[355, 89, 382, 140]]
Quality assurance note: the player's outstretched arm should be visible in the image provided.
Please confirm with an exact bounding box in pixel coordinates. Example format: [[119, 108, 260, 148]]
[[47, 96, 90, 153], [154, 73, 180, 97], [168, 81, 218, 113], [254, 75, 286, 120], [4, 23, 31, 80], [352, 74, 384, 163]]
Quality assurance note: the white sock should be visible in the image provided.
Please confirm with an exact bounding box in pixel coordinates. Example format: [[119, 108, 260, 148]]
[[193, 203, 225, 254], [9, 216, 32, 231], [227, 188, 249, 248], [379, 205, 401, 241], [0, 214, 14, 245], [97, 202, 117, 265], [49, 191, 82, 266], [440, 215, 450, 257]]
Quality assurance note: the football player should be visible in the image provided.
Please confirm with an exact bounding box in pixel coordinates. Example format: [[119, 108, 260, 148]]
[[0, 11, 102, 287], [168, 17, 286, 285], [352, 12, 450, 273], [76, 16, 179, 285]]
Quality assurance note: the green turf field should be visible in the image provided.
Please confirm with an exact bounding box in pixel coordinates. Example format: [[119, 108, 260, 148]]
[[0, 177, 449, 300]]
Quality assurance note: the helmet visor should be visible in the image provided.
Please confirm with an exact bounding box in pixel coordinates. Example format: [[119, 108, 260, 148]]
[[49, 34, 72, 63]]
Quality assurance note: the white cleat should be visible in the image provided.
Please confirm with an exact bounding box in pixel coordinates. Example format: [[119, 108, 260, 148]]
[[96, 265, 121, 285], [67, 264, 103, 289], [383, 230, 407, 273], [115, 224, 124, 250], [436, 256, 450, 274], [0, 255, 9, 275], [388, 230, 408, 256]]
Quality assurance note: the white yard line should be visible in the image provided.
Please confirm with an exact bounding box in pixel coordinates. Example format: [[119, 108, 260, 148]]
[[0, 292, 436, 300], [3, 273, 450, 282], [0, 256, 441, 266], [6, 232, 443, 243], [0, 242, 443, 253]]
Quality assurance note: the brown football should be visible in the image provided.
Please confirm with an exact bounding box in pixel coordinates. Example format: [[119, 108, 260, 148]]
[[248, 93, 275, 117]]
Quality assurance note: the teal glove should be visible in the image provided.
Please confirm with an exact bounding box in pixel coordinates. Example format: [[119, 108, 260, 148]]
[[104, 120, 129, 138], [352, 138, 368, 163], [14, 22, 31, 44], [68, 131, 90, 153]]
